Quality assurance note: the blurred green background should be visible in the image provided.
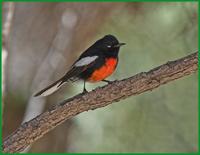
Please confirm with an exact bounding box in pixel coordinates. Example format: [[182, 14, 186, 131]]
[[2, 2, 198, 153]]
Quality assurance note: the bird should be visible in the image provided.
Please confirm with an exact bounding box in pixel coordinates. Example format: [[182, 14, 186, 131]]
[[34, 34, 125, 97]]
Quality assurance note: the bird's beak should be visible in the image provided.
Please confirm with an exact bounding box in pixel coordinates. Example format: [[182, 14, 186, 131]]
[[114, 43, 126, 47]]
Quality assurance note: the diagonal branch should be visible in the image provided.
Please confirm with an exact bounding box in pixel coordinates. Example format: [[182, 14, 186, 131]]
[[3, 52, 198, 153]]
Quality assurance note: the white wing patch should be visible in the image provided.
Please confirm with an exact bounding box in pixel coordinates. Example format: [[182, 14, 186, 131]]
[[74, 56, 98, 67]]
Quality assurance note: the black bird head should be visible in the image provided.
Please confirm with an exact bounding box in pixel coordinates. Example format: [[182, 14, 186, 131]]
[[94, 34, 125, 57]]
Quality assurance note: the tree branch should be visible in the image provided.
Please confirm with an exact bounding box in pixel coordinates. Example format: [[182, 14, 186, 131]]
[[3, 52, 198, 153]]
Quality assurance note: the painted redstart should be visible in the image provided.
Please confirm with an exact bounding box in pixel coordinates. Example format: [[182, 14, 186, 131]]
[[34, 34, 125, 97]]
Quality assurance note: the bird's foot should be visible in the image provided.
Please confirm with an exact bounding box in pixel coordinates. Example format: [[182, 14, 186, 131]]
[[82, 88, 88, 94]]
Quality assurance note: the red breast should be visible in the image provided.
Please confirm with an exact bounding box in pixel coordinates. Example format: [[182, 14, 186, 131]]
[[87, 58, 118, 82]]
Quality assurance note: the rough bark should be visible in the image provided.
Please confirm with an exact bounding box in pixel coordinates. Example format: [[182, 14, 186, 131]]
[[3, 52, 198, 153]]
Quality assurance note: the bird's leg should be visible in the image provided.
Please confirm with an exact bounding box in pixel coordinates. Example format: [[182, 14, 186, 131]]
[[82, 81, 88, 93], [102, 79, 114, 84]]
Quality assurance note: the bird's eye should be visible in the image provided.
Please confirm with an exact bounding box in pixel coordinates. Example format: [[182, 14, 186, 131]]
[[107, 45, 111, 48]]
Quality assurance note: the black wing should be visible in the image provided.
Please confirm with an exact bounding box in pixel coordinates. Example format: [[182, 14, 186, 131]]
[[33, 57, 97, 97]]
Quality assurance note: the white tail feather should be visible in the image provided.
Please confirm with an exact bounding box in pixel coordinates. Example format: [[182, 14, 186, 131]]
[[39, 82, 63, 97], [34, 77, 78, 97]]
